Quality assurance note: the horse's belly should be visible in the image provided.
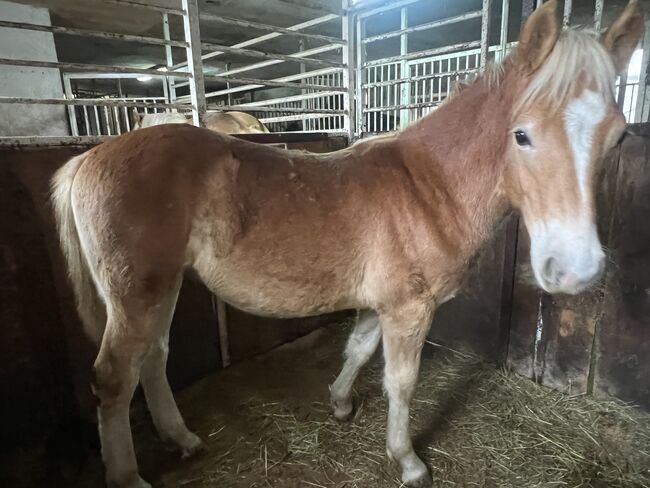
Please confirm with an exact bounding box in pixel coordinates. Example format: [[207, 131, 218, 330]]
[[193, 255, 359, 319]]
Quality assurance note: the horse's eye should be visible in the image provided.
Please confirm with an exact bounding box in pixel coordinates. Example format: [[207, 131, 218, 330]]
[[514, 129, 531, 146]]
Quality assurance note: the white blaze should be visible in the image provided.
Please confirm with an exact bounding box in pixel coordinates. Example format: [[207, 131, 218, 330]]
[[563, 90, 607, 202]]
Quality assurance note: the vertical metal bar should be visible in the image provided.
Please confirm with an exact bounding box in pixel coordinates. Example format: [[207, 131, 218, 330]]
[[104, 106, 112, 136], [93, 105, 100, 135], [162, 12, 176, 102], [62, 75, 79, 136], [82, 105, 90, 135], [593, 0, 604, 32], [182, 0, 207, 126], [480, 0, 492, 70], [562, 0, 572, 28], [617, 73, 629, 113], [342, 0, 355, 139], [123, 107, 131, 131], [536, 0, 543, 7], [500, 0, 509, 61], [355, 15, 365, 135], [113, 106, 121, 134], [373, 67, 378, 131], [399, 6, 409, 129]]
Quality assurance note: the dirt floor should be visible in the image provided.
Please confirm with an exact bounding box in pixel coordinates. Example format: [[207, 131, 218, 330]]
[[7, 322, 650, 487]]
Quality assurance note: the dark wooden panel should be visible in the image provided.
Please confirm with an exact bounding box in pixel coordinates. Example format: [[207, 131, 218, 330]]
[[430, 215, 518, 361], [593, 132, 650, 408]]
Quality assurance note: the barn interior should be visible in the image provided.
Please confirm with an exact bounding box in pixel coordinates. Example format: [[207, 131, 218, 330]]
[[2, 1, 650, 487]]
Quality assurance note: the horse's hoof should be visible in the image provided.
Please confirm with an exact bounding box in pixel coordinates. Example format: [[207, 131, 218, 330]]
[[180, 432, 204, 459], [403, 474, 432, 488], [332, 399, 354, 422]]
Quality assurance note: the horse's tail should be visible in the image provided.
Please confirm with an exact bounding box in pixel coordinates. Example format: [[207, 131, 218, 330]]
[[51, 154, 106, 344]]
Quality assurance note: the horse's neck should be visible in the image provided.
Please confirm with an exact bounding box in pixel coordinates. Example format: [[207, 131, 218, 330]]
[[395, 75, 513, 252]]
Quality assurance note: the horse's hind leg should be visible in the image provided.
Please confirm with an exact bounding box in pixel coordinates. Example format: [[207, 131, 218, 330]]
[[94, 274, 184, 488], [140, 312, 202, 457], [330, 310, 381, 420]]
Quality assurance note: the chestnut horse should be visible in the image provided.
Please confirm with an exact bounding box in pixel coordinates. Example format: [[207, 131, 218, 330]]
[[51, 1, 642, 487], [132, 110, 270, 133]]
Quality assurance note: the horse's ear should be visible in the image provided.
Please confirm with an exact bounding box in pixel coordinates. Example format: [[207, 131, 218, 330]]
[[516, 0, 560, 73], [601, 0, 645, 75]]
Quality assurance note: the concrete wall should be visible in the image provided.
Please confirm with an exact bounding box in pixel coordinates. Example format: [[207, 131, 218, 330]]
[[0, 0, 69, 137]]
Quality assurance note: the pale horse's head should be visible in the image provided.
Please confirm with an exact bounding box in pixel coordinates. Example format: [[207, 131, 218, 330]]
[[504, 0, 644, 294]]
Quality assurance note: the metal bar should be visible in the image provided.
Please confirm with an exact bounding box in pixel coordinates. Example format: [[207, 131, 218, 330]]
[[617, 73, 628, 111], [93, 106, 100, 134], [207, 104, 346, 114], [0, 58, 192, 78], [162, 13, 176, 102], [363, 10, 483, 44], [199, 41, 345, 68], [113, 106, 121, 134], [341, 0, 354, 139], [187, 67, 344, 100], [182, 0, 206, 126], [357, 0, 420, 19], [594, 0, 604, 32], [103, 0, 185, 16], [83, 106, 90, 135], [172, 14, 338, 70], [234, 91, 345, 107], [62, 76, 79, 136], [399, 7, 409, 129], [355, 15, 364, 135], [0, 20, 188, 47], [104, 106, 112, 136], [480, 0, 492, 69], [0, 135, 113, 147], [0, 97, 187, 109], [215, 297, 230, 368], [500, 0, 509, 60], [62, 72, 170, 80], [199, 13, 345, 45], [563, 0, 572, 28], [364, 41, 481, 67], [203, 73, 346, 92], [536, 0, 543, 7], [218, 44, 341, 78], [259, 113, 345, 123], [365, 101, 441, 112], [273, 0, 341, 17]]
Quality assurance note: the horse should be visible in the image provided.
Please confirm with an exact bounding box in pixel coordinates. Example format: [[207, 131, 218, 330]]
[[50, 1, 642, 486], [131, 110, 270, 133]]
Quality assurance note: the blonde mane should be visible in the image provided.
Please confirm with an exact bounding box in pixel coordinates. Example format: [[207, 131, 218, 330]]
[[516, 28, 616, 112], [445, 28, 616, 113]]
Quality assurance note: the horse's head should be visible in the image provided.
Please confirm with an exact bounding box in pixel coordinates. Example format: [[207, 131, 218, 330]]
[[504, 0, 644, 295]]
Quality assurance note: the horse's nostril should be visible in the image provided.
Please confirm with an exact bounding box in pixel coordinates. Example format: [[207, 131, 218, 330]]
[[542, 257, 560, 285]]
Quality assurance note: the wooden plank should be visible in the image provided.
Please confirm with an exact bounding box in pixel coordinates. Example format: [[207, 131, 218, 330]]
[[593, 131, 650, 409]]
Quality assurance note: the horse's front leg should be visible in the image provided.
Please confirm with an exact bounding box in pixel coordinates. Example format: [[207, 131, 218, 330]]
[[381, 302, 433, 488]]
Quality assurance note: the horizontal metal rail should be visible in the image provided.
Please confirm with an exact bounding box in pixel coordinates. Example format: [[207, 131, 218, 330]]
[[259, 113, 344, 123], [356, 0, 420, 19], [0, 20, 188, 47], [0, 58, 192, 78], [0, 135, 113, 147], [0, 96, 186, 109], [63, 72, 169, 80], [183, 67, 344, 100], [364, 40, 481, 67], [203, 73, 344, 92], [219, 44, 341, 78], [207, 104, 346, 114], [103, 0, 185, 16], [363, 10, 482, 44], [235, 91, 343, 107], [172, 13, 339, 70], [362, 68, 478, 88], [200, 13, 345, 45], [364, 101, 440, 112], [199, 41, 344, 68]]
